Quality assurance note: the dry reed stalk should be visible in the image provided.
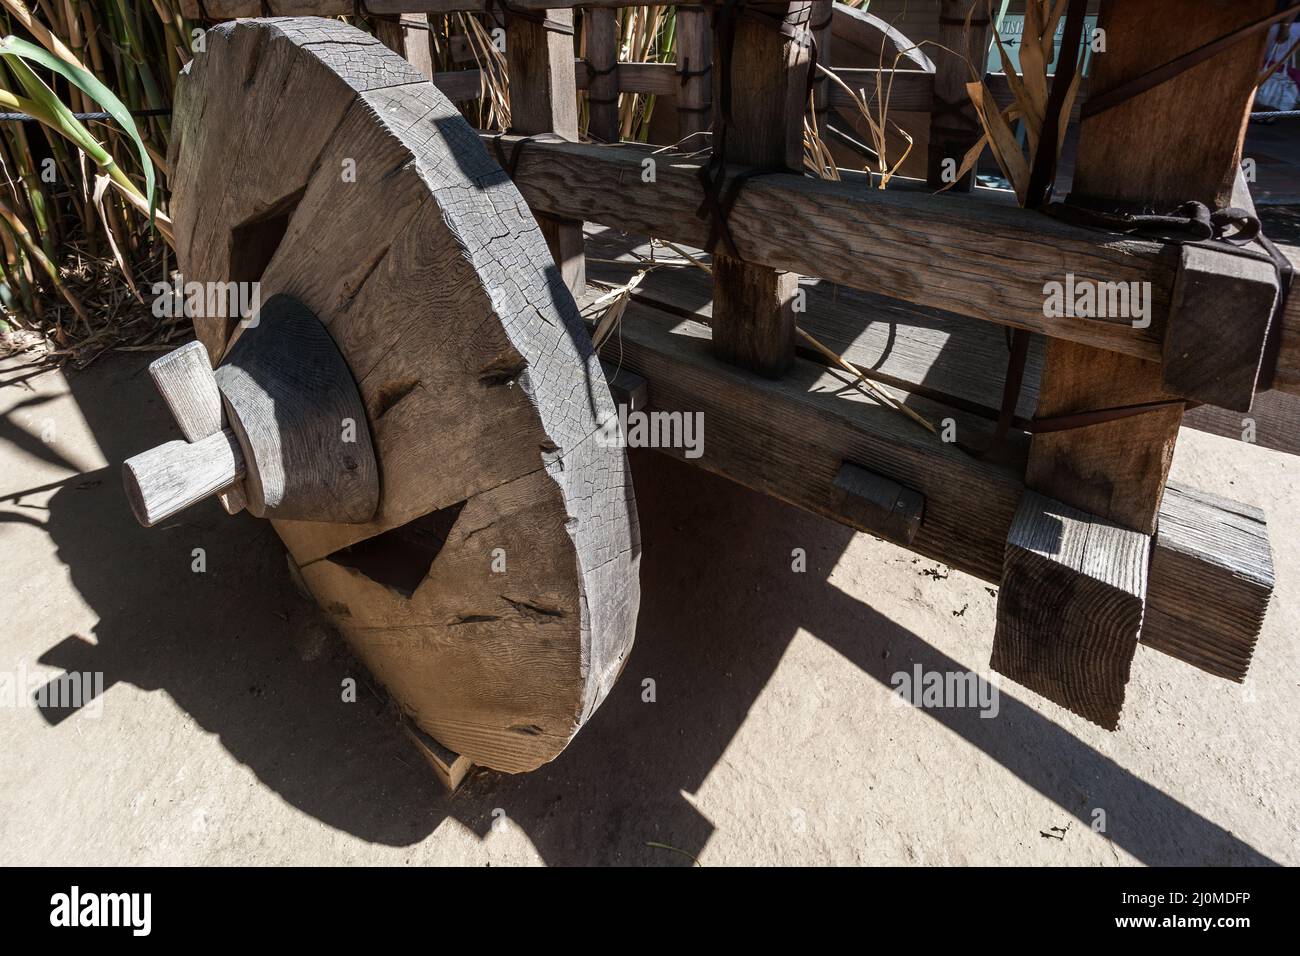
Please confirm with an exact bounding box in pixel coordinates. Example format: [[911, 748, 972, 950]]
[[949, 0, 1083, 206]]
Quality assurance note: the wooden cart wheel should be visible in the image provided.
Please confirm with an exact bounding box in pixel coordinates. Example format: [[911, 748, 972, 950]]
[[165, 17, 640, 772]]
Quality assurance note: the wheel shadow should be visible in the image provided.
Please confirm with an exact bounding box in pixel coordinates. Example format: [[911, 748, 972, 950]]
[[13, 351, 1277, 865]]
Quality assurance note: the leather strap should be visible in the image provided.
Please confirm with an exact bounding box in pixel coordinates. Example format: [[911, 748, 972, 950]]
[[1082, 2, 1300, 120]]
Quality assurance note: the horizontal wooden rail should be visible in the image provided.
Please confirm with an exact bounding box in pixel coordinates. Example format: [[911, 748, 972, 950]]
[[179, 7, 1038, 118], [427, 61, 1032, 118], [181, 0, 708, 15], [428, 60, 938, 109], [496, 136, 1300, 393], [491, 133, 1174, 360]]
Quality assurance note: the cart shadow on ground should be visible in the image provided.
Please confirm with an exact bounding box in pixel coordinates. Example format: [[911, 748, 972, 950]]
[[9, 351, 1276, 866]]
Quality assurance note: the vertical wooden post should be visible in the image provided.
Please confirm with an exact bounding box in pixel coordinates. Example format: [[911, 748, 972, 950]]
[[585, 8, 620, 142], [373, 18, 406, 57], [993, 0, 1277, 729], [809, 1, 832, 139], [675, 8, 713, 142], [926, 0, 991, 191], [401, 15, 436, 80], [373, 16, 433, 79], [1026, 0, 1276, 536], [709, 2, 816, 378], [508, 10, 585, 297], [1069, 0, 1276, 211]]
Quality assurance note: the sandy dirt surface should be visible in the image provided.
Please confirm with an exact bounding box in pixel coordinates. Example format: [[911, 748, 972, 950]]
[[0, 349, 1296, 866]]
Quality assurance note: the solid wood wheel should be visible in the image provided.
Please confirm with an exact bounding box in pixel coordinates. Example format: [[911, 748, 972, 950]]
[[168, 17, 640, 772]]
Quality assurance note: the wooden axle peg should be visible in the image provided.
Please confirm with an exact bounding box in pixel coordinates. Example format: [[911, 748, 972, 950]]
[[123, 429, 246, 527], [122, 294, 379, 529], [147, 340, 248, 514]]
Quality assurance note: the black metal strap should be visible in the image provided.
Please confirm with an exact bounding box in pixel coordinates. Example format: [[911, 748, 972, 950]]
[[991, 198, 1295, 435], [676, 59, 712, 86], [1029, 398, 1190, 434], [489, 132, 566, 179], [585, 59, 618, 104], [695, 0, 825, 257]]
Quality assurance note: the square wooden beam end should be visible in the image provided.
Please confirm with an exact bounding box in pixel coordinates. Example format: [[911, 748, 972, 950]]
[[992, 491, 1149, 730]]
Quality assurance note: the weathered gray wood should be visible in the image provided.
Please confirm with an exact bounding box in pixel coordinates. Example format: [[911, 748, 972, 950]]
[[992, 491, 1148, 730], [172, 18, 639, 774], [148, 340, 249, 514], [490, 135, 1177, 360], [1143, 484, 1274, 682], [1182, 392, 1300, 457], [832, 461, 924, 545], [122, 429, 246, 528], [215, 294, 380, 523], [1278, 243, 1300, 396], [1163, 245, 1280, 412], [584, 8, 619, 142], [149, 340, 223, 441], [926, 0, 988, 190]]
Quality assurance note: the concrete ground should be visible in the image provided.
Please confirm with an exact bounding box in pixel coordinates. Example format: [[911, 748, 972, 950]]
[[0, 348, 1296, 866]]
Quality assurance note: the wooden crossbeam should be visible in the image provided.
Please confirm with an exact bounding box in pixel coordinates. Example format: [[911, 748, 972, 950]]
[[492, 134, 1173, 358], [497, 135, 1300, 398], [578, 293, 1274, 676], [1163, 245, 1280, 412], [581, 229, 1300, 458]]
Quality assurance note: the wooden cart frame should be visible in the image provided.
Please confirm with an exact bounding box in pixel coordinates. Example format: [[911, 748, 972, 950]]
[[172, 0, 1294, 749]]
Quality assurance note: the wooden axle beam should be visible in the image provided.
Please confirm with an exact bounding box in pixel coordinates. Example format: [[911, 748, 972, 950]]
[[588, 297, 1274, 686]]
